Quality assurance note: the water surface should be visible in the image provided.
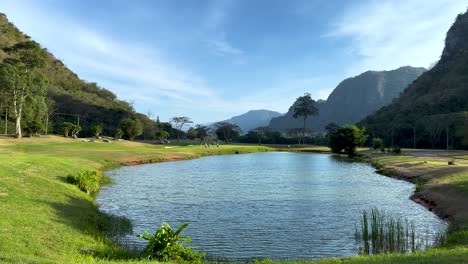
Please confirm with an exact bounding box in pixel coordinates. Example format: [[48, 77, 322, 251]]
[[97, 152, 446, 260]]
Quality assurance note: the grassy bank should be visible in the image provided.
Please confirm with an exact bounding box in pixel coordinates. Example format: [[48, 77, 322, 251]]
[[1, 137, 468, 263], [0, 136, 270, 263]]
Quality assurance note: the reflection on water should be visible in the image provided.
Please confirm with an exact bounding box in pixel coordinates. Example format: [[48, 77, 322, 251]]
[[97, 152, 446, 260]]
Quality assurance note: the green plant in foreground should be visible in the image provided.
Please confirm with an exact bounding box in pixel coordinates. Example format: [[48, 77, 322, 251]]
[[67, 170, 102, 194], [354, 208, 445, 255], [137, 222, 204, 262]]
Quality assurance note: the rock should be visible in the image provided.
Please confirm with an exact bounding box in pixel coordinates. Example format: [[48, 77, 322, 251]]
[[103, 139, 112, 143]]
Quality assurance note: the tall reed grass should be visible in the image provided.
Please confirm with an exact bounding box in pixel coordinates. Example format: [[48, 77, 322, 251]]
[[354, 208, 444, 255]]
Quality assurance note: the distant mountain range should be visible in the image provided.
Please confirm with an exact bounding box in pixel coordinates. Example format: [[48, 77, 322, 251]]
[[269, 66, 426, 132], [210, 110, 282, 134]]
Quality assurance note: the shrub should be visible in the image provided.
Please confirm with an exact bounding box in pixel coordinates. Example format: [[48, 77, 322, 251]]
[[137, 222, 204, 262], [373, 138, 384, 151], [67, 170, 102, 194], [392, 145, 402, 154]]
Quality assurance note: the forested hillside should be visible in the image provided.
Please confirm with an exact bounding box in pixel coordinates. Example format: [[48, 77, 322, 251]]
[[360, 9, 468, 149], [0, 13, 159, 138], [270, 66, 425, 132]]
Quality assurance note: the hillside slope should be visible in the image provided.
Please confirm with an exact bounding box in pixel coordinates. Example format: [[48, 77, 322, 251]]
[[270, 66, 425, 132], [0, 13, 152, 136], [360, 9, 468, 149]]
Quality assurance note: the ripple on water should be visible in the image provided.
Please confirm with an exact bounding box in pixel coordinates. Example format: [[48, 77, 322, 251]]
[[97, 152, 447, 260]]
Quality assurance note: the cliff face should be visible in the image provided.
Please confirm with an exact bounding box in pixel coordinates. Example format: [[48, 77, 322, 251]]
[[270, 66, 425, 131], [360, 10, 468, 138]]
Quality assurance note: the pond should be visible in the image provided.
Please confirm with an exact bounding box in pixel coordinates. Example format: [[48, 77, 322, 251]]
[[97, 152, 446, 260]]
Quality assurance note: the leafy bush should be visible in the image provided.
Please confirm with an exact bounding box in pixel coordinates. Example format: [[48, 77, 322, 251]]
[[392, 145, 402, 154], [373, 138, 384, 151], [137, 222, 204, 262], [329, 125, 367, 157], [67, 170, 105, 195]]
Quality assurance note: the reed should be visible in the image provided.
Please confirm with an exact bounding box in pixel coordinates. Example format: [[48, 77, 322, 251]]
[[354, 208, 442, 255]]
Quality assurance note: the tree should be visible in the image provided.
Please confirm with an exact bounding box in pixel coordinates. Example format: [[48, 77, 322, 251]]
[[61, 122, 74, 137], [250, 127, 271, 145], [215, 122, 241, 143], [24, 120, 44, 136], [170, 116, 192, 140], [194, 124, 210, 143], [373, 138, 384, 151], [0, 41, 48, 138], [44, 98, 57, 135], [71, 124, 81, 138], [286, 128, 305, 144], [293, 93, 318, 144], [115, 128, 124, 139], [329, 125, 367, 157], [91, 124, 103, 137], [155, 130, 170, 140], [120, 118, 143, 140]]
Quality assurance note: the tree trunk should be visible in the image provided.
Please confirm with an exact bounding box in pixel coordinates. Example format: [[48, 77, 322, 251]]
[[15, 114, 21, 138], [302, 116, 307, 145]]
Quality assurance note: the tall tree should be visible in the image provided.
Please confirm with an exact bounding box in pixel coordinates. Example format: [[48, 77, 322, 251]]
[[170, 116, 192, 140], [215, 122, 241, 143], [120, 118, 143, 140], [293, 93, 318, 144], [250, 126, 271, 145], [0, 41, 48, 138]]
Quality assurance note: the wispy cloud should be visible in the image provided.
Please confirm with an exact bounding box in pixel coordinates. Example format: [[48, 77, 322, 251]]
[[326, 0, 467, 75], [203, 0, 245, 61]]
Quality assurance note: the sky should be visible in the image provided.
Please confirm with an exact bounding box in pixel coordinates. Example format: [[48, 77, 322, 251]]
[[1, 0, 467, 123]]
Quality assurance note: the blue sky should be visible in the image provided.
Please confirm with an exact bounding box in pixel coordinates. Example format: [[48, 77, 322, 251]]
[[1, 0, 467, 123]]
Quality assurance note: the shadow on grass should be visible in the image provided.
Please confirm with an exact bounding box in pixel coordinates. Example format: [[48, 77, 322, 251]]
[[37, 194, 136, 260]]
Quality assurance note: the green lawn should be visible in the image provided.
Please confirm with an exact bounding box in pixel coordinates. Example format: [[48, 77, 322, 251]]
[[0, 136, 467, 263]]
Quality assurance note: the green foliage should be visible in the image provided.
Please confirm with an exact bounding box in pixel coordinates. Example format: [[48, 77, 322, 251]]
[[354, 208, 441, 255], [373, 138, 384, 151], [360, 12, 468, 150], [170, 116, 193, 140], [120, 118, 143, 140], [137, 222, 204, 262], [90, 124, 103, 137], [61, 122, 74, 137], [67, 170, 101, 195], [215, 122, 241, 142], [329, 125, 367, 157], [293, 93, 319, 143], [392, 145, 401, 154], [24, 120, 44, 136], [115, 128, 124, 139]]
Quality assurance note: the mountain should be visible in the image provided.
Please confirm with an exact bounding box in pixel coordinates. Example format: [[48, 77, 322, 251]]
[[0, 13, 156, 137], [270, 66, 426, 132], [212, 110, 282, 133], [360, 9, 468, 149]]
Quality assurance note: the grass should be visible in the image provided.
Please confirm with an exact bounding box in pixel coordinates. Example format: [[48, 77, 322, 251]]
[[0, 136, 269, 264], [0, 136, 467, 263]]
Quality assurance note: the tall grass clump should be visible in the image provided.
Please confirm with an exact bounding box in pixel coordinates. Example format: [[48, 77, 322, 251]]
[[137, 222, 204, 263], [354, 208, 442, 255], [66, 170, 109, 195]]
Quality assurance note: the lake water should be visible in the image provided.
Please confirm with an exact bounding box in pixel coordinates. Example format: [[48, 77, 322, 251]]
[[97, 152, 446, 260]]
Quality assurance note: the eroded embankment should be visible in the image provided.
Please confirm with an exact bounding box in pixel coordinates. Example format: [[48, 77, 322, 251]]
[[369, 152, 468, 225]]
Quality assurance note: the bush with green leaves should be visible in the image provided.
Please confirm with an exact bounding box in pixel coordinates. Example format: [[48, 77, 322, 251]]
[[91, 124, 103, 137], [373, 138, 384, 151], [329, 125, 367, 157], [392, 145, 402, 154], [137, 222, 204, 262], [66, 170, 105, 195]]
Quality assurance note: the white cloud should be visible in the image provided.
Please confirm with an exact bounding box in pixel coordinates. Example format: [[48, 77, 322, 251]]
[[327, 0, 467, 75], [202, 0, 245, 60]]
